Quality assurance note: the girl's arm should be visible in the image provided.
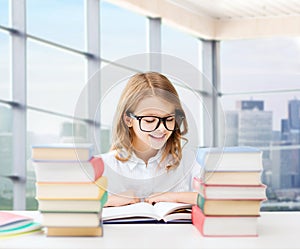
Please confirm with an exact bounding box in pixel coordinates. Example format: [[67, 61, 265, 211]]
[[104, 190, 140, 207], [145, 192, 197, 205]]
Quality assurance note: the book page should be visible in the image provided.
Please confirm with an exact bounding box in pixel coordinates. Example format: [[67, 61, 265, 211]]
[[102, 202, 193, 222], [102, 202, 161, 221], [153, 202, 192, 218]]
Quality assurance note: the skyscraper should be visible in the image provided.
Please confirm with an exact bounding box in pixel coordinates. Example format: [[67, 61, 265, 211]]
[[288, 99, 300, 130], [236, 100, 264, 111], [224, 111, 238, 146]]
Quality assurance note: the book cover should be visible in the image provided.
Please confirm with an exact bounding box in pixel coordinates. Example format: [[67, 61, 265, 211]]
[[0, 222, 41, 237], [102, 202, 192, 223], [197, 194, 263, 216], [34, 157, 104, 183], [0, 212, 42, 238], [46, 226, 103, 237], [38, 191, 108, 212], [31, 143, 94, 162], [197, 171, 262, 186], [36, 176, 107, 200], [41, 212, 101, 227], [192, 206, 259, 237], [196, 146, 263, 172], [0, 212, 33, 229]]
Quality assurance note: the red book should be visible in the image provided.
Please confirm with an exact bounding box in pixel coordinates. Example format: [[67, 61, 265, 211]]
[[192, 206, 259, 237], [34, 157, 104, 183]]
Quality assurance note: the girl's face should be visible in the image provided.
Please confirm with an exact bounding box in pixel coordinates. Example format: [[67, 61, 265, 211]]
[[130, 96, 175, 154]]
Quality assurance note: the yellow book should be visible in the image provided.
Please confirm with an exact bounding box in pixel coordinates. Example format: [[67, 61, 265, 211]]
[[46, 226, 103, 237], [36, 176, 107, 200], [32, 143, 93, 161]]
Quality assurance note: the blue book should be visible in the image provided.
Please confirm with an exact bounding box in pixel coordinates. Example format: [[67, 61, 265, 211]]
[[196, 146, 263, 172]]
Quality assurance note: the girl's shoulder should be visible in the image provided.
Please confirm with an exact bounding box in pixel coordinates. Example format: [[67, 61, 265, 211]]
[[95, 150, 116, 162], [95, 149, 129, 165]]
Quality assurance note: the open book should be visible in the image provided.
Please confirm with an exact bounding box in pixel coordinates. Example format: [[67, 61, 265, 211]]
[[102, 202, 192, 223]]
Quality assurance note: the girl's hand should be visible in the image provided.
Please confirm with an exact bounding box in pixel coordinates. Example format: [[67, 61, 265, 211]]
[[104, 190, 140, 207], [145, 192, 177, 204], [145, 192, 198, 205]]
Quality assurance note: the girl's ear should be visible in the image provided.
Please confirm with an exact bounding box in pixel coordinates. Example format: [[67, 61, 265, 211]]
[[123, 113, 132, 127]]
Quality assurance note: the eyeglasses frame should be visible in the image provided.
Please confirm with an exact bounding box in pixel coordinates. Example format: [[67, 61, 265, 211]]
[[126, 111, 184, 132]]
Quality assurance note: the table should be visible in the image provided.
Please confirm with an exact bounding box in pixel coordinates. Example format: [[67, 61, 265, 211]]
[[0, 211, 299, 249]]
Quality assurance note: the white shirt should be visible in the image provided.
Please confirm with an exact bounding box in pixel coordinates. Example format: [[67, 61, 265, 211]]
[[97, 147, 200, 198]]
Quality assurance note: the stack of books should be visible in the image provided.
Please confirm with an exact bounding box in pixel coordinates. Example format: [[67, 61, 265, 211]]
[[192, 146, 267, 237], [32, 143, 107, 237]]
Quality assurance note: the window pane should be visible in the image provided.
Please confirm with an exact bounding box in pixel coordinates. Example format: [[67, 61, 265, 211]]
[[220, 38, 300, 93], [0, 104, 12, 210], [0, 0, 9, 26], [0, 32, 10, 100], [221, 38, 300, 211], [27, 41, 85, 115], [162, 24, 199, 68], [26, 0, 84, 50], [27, 111, 89, 144], [101, 1, 146, 61], [0, 104, 12, 177], [0, 177, 13, 210], [26, 110, 90, 210]]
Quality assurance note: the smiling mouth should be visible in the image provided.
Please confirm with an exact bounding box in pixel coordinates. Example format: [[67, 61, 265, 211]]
[[149, 134, 166, 139]]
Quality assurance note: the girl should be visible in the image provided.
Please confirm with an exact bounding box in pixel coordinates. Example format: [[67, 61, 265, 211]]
[[101, 72, 198, 207]]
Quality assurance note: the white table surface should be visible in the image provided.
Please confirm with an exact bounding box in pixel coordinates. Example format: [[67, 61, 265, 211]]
[[0, 211, 299, 249]]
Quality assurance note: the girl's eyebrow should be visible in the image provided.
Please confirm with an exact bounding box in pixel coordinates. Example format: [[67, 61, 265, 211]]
[[138, 113, 175, 117]]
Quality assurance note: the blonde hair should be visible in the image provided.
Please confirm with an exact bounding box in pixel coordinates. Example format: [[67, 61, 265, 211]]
[[111, 72, 188, 170]]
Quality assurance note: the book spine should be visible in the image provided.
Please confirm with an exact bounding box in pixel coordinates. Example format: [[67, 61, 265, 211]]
[[197, 194, 205, 211], [192, 205, 205, 236], [192, 177, 201, 191], [100, 191, 108, 207], [90, 157, 104, 180]]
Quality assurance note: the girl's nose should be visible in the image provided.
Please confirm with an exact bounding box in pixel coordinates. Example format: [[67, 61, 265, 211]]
[[155, 121, 167, 132]]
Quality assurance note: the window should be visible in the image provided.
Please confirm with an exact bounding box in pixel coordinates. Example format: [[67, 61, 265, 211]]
[[220, 38, 300, 210], [0, 0, 9, 26], [27, 41, 85, 115], [162, 24, 199, 68], [0, 32, 10, 100], [101, 1, 146, 61], [0, 104, 13, 210], [27, 0, 84, 50]]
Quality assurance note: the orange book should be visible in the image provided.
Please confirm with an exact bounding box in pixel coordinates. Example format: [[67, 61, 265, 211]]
[[192, 206, 259, 237]]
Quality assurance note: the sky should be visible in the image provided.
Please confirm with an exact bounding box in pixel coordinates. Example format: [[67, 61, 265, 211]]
[[0, 0, 300, 135]]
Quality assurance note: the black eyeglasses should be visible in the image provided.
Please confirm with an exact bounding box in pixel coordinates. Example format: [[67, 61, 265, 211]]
[[127, 111, 184, 132]]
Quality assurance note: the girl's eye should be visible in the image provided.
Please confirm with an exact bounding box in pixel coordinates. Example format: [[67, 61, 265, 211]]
[[166, 116, 175, 122], [143, 117, 156, 123]]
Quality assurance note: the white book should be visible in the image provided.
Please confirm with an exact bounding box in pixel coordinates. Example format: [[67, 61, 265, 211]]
[[196, 146, 263, 172], [199, 183, 267, 199], [102, 202, 192, 223], [38, 199, 102, 212], [41, 212, 101, 227], [34, 161, 97, 182]]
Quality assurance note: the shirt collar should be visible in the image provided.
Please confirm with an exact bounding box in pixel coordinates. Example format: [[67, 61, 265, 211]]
[[126, 149, 165, 171]]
